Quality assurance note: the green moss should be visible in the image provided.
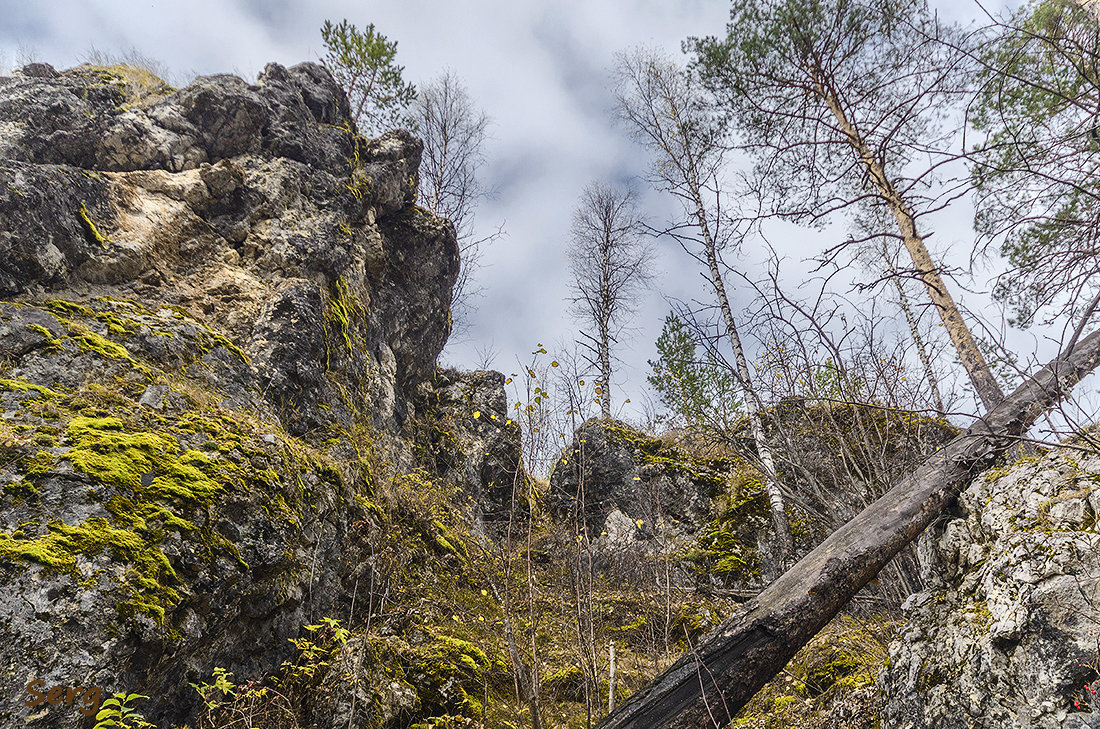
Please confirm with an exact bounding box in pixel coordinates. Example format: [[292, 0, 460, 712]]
[[2, 478, 39, 500], [0, 378, 63, 399], [24, 323, 64, 353], [198, 329, 250, 364], [65, 322, 153, 377], [601, 421, 730, 491], [65, 416, 223, 502], [412, 631, 493, 720], [804, 652, 861, 693], [680, 484, 766, 584], [0, 406, 293, 625], [77, 203, 110, 247], [22, 450, 56, 478], [324, 278, 363, 361], [0, 517, 180, 620], [44, 299, 95, 318]]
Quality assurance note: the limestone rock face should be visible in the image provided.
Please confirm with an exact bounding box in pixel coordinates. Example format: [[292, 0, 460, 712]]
[[0, 60, 456, 432], [0, 60, 495, 729], [412, 368, 525, 528], [548, 420, 776, 585], [881, 446, 1100, 729]]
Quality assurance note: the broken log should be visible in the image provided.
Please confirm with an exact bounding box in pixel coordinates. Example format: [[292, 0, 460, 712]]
[[597, 330, 1100, 729]]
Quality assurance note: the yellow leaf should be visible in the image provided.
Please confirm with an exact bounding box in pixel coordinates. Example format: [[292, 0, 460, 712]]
[[551, 361, 559, 367], [473, 411, 481, 419], [636, 519, 644, 528]]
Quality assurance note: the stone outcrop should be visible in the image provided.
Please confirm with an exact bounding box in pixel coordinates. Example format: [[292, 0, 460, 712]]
[[0, 61, 513, 729], [881, 444, 1100, 729], [548, 419, 777, 585]]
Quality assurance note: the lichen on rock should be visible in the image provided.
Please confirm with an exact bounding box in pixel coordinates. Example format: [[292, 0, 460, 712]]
[[880, 445, 1100, 729], [0, 57, 474, 729]]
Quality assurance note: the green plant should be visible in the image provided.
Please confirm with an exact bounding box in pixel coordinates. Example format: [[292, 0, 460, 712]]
[[320, 19, 416, 135], [93, 692, 153, 729], [281, 616, 351, 684], [190, 667, 237, 713], [647, 312, 741, 430]]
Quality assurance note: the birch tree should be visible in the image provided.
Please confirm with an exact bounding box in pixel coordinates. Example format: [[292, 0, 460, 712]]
[[567, 182, 653, 419], [613, 46, 794, 556], [407, 70, 497, 332]]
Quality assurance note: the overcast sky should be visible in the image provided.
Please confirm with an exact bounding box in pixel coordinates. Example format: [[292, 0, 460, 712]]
[[5, 0, 1085, 432]]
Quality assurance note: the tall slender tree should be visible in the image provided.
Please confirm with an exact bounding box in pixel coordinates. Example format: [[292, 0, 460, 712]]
[[567, 182, 654, 419], [692, 0, 1007, 412], [407, 70, 498, 334], [614, 46, 793, 556]]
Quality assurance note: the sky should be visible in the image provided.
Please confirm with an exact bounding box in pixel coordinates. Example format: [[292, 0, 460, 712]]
[[3, 0, 1087, 434]]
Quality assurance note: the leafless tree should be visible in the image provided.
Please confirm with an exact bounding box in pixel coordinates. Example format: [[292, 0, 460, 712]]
[[613, 45, 793, 556], [600, 327, 1100, 728], [567, 182, 654, 419], [408, 70, 500, 334]]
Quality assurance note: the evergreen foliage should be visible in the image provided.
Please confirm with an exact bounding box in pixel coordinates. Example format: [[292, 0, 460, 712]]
[[646, 313, 741, 430], [321, 19, 417, 136], [971, 0, 1100, 326]]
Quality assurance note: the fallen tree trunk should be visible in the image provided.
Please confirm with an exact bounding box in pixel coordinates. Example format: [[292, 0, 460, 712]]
[[598, 330, 1100, 729]]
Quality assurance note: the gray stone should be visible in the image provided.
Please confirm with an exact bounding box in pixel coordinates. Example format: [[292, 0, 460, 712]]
[[0, 56, 478, 729], [881, 448, 1100, 729]]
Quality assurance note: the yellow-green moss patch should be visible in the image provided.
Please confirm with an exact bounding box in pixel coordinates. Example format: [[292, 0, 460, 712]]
[[65, 416, 223, 502], [0, 378, 63, 399], [77, 203, 111, 247]]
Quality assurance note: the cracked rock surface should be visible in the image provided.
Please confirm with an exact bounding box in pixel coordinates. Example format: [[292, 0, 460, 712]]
[[881, 445, 1100, 729]]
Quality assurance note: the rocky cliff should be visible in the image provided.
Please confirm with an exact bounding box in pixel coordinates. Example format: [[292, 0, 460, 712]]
[[881, 442, 1100, 729], [0, 61, 521, 728], [4, 58, 1099, 729]]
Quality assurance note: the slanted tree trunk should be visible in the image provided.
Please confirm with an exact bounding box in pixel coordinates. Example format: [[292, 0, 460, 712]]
[[818, 83, 1005, 412], [597, 329, 1100, 729]]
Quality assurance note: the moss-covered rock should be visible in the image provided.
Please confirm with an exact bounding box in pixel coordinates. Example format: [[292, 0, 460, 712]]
[[0, 56, 469, 729], [547, 419, 777, 586]]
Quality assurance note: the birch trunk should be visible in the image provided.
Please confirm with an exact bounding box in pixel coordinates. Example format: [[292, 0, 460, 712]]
[[691, 187, 793, 556], [883, 240, 947, 414]]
